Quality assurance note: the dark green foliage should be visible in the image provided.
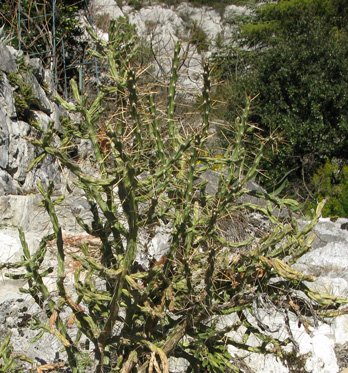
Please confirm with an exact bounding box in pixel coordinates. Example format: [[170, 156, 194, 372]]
[[249, 25, 348, 184], [14, 83, 36, 120], [213, 0, 348, 193], [127, 0, 142, 10], [311, 160, 348, 217], [14, 94, 29, 119], [188, 21, 209, 53], [0, 1, 17, 34], [241, 0, 335, 45], [240, 0, 348, 47]]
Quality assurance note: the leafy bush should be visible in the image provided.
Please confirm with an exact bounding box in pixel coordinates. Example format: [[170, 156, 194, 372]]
[[187, 21, 209, 53], [213, 0, 348, 192], [13, 83, 36, 120], [311, 160, 348, 217], [1, 17, 347, 373], [127, 0, 143, 10]]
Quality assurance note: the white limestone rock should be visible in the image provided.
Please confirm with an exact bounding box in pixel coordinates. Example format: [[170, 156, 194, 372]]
[[24, 72, 52, 115], [224, 4, 253, 19], [0, 229, 22, 263], [0, 41, 18, 73], [0, 107, 10, 170], [90, 0, 124, 20], [129, 5, 183, 58], [297, 218, 348, 277], [0, 73, 16, 118], [0, 170, 18, 196], [178, 4, 222, 40], [27, 57, 45, 84]]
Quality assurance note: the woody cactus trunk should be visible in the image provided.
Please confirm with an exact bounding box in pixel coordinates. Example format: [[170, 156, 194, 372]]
[[2, 18, 348, 373]]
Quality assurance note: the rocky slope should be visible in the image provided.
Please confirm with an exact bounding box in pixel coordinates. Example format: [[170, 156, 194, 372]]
[[88, 0, 251, 96], [0, 42, 62, 195], [1, 2, 348, 372]]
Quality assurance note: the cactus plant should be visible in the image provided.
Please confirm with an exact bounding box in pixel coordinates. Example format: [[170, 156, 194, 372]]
[[2, 17, 348, 373]]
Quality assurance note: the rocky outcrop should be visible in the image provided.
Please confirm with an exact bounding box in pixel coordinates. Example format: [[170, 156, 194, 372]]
[[0, 42, 63, 196], [88, 1, 249, 95], [1, 3, 348, 372], [0, 42, 18, 73]]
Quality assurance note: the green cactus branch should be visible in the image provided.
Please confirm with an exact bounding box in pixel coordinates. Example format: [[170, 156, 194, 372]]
[[167, 41, 182, 150]]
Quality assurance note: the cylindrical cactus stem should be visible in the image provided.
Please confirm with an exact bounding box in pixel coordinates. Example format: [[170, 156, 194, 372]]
[[201, 62, 211, 134], [127, 69, 142, 151], [168, 41, 182, 150], [147, 94, 165, 163]]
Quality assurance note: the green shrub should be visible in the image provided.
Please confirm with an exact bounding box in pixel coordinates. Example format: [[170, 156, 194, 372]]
[[188, 21, 209, 53], [14, 94, 29, 119], [311, 159, 348, 217], [127, 0, 142, 10], [13, 82, 35, 120], [7, 72, 20, 86], [1, 17, 347, 373], [213, 0, 348, 194]]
